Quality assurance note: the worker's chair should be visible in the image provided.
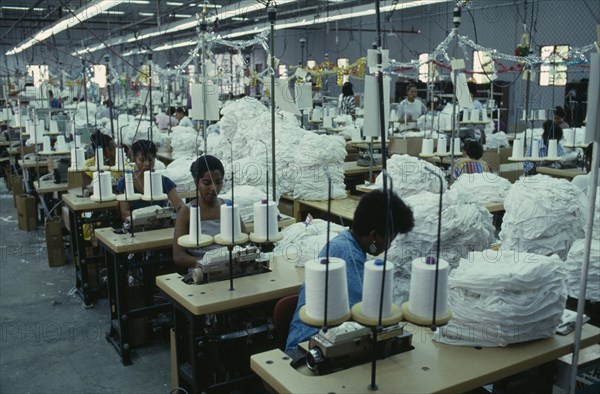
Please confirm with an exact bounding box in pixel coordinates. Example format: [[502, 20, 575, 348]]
[[273, 294, 299, 350]]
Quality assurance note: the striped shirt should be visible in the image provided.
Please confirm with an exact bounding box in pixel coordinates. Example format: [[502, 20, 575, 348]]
[[523, 139, 564, 174], [452, 159, 494, 179], [339, 95, 356, 116]]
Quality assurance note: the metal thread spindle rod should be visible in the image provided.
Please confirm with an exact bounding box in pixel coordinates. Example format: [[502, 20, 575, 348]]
[[568, 141, 599, 394], [269, 5, 277, 204], [105, 56, 116, 140], [425, 167, 443, 331], [82, 60, 90, 127], [323, 177, 332, 332]]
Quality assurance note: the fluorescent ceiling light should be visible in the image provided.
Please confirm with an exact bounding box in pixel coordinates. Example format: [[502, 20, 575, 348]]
[[2, 6, 45, 11], [139, 12, 154, 16], [154, 40, 196, 51], [174, 14, 192, 18], [102, 10, 125, 15], [231, 17, 249, 21], [6, 0, 125, 56], [166, 1, 184, 5], [124, 0, 149, 3]]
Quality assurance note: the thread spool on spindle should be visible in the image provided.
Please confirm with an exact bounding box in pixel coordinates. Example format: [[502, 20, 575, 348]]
[[56, 135, 68, 152], [352, 259, 402, 326], [177, 204, 213, 247], [436, 138, 447, 155], [49, 120, 58, 133], [96, 147, 105, 169], [452, 137, 462, 155], [142, 170, 167, 201], [42, 136, 52, 152], [250, 200, 282, 242], [511, 138, 524, 159], [530, 139, 540, 159], [69, 148, 86, 171], [420, 139, 434, 157], [547, 139, 558, 158], [563, 128, 575, 146], [111, 147, 126, 171], [299, 257, 351, 327], [90, 171, 116, 202], [401, 256, 452, 326], [215, 202, 247, 244]]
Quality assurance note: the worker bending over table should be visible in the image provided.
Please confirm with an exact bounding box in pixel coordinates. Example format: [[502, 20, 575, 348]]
[[286, 189, 414, 350]]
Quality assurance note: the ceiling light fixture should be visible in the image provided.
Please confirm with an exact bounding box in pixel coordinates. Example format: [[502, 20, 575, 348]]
[[6, 0, 125, 56]]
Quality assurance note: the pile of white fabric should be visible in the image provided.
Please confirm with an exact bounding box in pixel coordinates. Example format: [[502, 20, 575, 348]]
[[433, 250, 567, 347], [206, 97, 347, 200], [375, 154, 447, 198], [499, 175, 587, 259], [565, 239, 600, 302], [163, 158, 195, 193], [169, 125, 202, 158], [64, 102, 98, 127], [273, 219, 347, 267], [564, 188, 600, 301], [450, 172, 512, 204], [484, 131, 510, 149], [388, 189, 496, 305], [220, 185, 271, 223]]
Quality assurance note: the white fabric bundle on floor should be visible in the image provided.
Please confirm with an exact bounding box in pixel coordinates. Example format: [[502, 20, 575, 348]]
[[169, 125, 202, 158], [499, 174, 587, 259], [565, 239, 600, 302], [433, 250, 567, 347], [273, 219, 347, 267], [206, 97, 346, 200], [484, 131, 510, 149], [375, 154, 447, 198], [450, 173, 512, 204], [388, 189, 496, 305]]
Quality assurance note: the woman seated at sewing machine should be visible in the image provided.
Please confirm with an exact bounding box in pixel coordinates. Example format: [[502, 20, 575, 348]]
[[451, 139, 495, 179], [173, 155, 247, 270], [116, 139, 184, 220], [82, 133, 121, 187]]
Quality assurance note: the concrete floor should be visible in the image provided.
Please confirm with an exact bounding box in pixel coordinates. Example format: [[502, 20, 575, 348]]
[[0, 181, 171, 394]]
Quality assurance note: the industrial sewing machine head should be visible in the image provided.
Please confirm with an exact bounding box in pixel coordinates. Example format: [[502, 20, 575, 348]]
[[304, 321, 413, 375], [123, 205, 176, 232], [191, 245, 270, 284]]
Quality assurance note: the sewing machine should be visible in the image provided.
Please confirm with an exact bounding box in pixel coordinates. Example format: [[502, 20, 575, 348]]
[[356, 150, 383, 167], [122, 205, 175, 232], [304, 321, 413, 375], [191, 245, 270, 284]]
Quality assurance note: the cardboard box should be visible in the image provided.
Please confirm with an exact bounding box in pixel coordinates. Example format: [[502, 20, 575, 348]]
[[45, 217, 65, 267], [16, 194, 37, 231], [68, 171, 83, 189], [3, 167, 12, 191], [388, 137, 423, 157], [11, 175, 23, 208], [481, 150, 500, 173]]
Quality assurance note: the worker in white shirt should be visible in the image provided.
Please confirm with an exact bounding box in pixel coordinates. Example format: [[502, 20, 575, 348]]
[[155, 106, 178, 130], [175, 107, 194, 128], [397, 84, 427, 123]]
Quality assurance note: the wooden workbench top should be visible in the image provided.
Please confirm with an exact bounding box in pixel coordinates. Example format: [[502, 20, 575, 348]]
[[251, 323, 600, 394], [62, 191, 119, 211], [536, 166, 586, 180], [95, 227, 174, 254], [34, 180, 69, 194], [156, 257, 304, 315]]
